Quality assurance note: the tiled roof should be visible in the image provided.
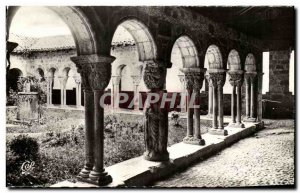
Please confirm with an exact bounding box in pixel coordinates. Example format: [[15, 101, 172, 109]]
[[9, 33, 137, 53], [9, 34, 76, 52]]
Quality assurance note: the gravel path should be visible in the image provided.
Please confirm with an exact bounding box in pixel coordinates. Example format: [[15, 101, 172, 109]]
[[154, 120, 295, 187]]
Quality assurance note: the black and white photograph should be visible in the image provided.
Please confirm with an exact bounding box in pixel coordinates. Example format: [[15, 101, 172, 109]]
[[3, 1, 296, 189]]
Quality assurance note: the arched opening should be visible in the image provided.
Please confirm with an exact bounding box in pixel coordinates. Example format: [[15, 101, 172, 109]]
[[7, 6, 93, 109], [36, 68, 45, 82], [245, 53, 256, 72], [110, 19, 156, 110], [167, 35, 199, 112], [203, 45, 224, 116], [223, 49, 242, 115], [7, 68, 23, 92]]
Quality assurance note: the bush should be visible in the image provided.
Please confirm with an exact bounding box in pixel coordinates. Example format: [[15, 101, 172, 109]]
[[6, 135, 48, 187], [9, 135, 39, 161]]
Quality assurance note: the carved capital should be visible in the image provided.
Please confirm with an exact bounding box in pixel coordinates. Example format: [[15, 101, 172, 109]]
[[228, 70, 244, 87], [180, 68, 206, 91], [111, 75, 121, 86], [143, 60, 166, 90], [244, 72, 257, 85], [71, 54, 115, 91], [58, 76, 68, 88], [131, 75, 142, 86], [73, 76, 82, 84], [208, 69, 226, 87]]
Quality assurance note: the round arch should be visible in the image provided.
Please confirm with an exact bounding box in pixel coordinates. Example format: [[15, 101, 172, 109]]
[[110, 19, 157, 61], [7, 6, 97, 55], [204, 44, 223, 69], [172, 35, 199, 68], [245, 53, 256, 72], [227, 49, 242, 71]]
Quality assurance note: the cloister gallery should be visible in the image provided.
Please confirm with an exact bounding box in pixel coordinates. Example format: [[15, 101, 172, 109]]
[[6, 6, 295, 186]]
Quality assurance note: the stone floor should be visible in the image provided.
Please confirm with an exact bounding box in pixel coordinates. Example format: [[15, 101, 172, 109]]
[[153, 122, 295, 188]]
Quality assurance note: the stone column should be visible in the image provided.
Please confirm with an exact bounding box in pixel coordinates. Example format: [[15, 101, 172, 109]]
[[45, 77, 50, 106], [205, 73, 213, 117], [74, 76, 82, 108], [71, 57, 94, 181], [178, 74, 186, 113], [49, 77, 53, 106], [257, 72, 264, 122], [58, 76, 64, 107], [143, 60, 169, 161], [244, 72, 257, 122], [228, 70, 245, 128], [181, 68, 206, 145], [244, 75, 251, 119], [111, 75, 121, 110], [208, 69, 228, 136], [131, 75, 142, 111], [63, 76, 68, 106], [71, 54, 115, 186]]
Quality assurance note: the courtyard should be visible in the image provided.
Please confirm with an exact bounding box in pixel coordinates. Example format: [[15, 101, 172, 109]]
[[5, 5, 295, 189]]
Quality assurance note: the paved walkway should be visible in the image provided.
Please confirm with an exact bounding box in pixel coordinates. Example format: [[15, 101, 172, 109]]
[[154, 120, 294, 187]]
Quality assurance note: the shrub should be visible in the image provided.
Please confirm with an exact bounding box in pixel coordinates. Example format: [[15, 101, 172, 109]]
[[9, 135, 39, 161]]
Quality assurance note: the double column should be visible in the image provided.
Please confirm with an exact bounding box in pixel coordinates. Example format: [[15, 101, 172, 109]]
[[205, 73, 213, 117], [45, 76, 54, 106], [244, 72, 257, 122], [71, 54, 115, 186], [58, 76, 68, 107], [73, 76, 82, 108], [131, 75, 142, 111], [228, 70, 245, 128], [180, 68, 206, 145], [178, 74, 187, 113], [143, 60, 169, 161], [208, 69, 228, 136], [111, 75, 121, 110]]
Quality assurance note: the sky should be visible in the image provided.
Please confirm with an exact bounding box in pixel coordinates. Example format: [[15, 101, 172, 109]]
[[9, 6, 72, 37]]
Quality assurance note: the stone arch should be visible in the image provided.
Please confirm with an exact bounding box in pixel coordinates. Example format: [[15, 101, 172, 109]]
[[62, 67, 71, 77], [110, 18, 157, 61], [7, 68, 23, 92], [227, 49, 242, 71], [7, 6, 97, 55], [48, 67, 58, 77], [172, 35, 199, 68], [245, 53, 256, 72], [116, 64, 127, 76], [36, 67, 45, 81], [204, 44, 223, 69]]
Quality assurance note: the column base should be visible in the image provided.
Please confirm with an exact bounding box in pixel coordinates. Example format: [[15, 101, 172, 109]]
[[183, 136, 205, 145], [209, 128, 228, 136], [227, 122, 245, 128], [143, 150, 169, 162], [77, 167, 92, 179], [205, 114, 213, 118], [86, 170, 112, 186], [243, 117, 257, 122]]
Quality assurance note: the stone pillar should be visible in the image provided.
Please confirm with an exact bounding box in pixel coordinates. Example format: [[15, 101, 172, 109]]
[[49, 77, 53, 106], [111, 75, 121, 110], [58, 76, 68, 107], [71, 54, 115, 186], [180, 68, 206, 145], [143, 60, 169, 161], [257, 72, 264, 122], [205, 73, 213, 117], [71, 57, 94, 181], [74, 76, 82, 108], [228, 70, 245, 128], [208, 69, 228, 136], [131, 75, 142, 111], [244, 72, 257, 122], [45, 77, 50, 106], [178, 74, 186, 113]]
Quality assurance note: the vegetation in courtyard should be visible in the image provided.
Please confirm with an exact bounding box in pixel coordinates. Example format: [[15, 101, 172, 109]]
[[7, 110, 213, 187]]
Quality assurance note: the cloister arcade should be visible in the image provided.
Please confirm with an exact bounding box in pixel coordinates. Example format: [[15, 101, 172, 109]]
[[7, 6, 291, 186]]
